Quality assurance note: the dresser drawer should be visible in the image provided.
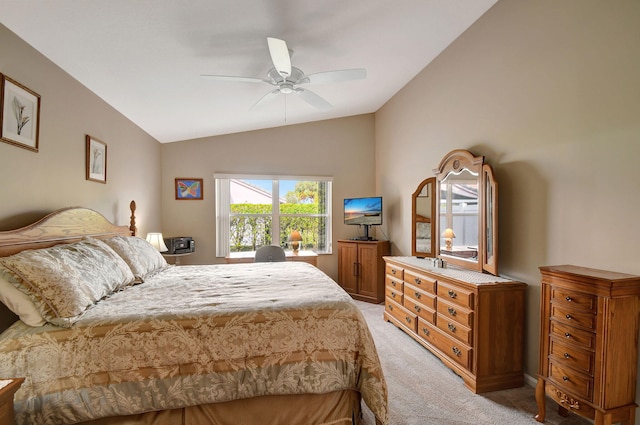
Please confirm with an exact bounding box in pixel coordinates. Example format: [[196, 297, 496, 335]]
[[437, 281, 474, 309], [545, 381, 596, 419], [549, 361, 593, 401], [404, 296, 436, 324], [386, 264, 404, 280], [436, 313, 473, 345], [419, 319, 472, 371], [386, 298, 417, 332], [404, 282, 436, 310], [404, 269, 436, 294], [385, 285, 403, 305], [549, 338, 594, 375], [386, 275, 404, 292], [550, 321, 595, 350], [551, 304, 596, 331], [437, 298, 473, 328], [551, 287, 596, 313]]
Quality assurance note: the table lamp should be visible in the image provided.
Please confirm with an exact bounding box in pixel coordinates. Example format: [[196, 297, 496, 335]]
[[288, 230, 303, 253], [146, 232, 168, 252], [442, 228, 456, 250]]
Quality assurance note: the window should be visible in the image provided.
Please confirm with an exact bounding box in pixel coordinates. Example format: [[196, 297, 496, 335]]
[[215, 174, 332, 256]]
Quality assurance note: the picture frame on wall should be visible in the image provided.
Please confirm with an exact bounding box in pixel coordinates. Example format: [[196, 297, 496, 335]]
[[0, 74, 41, 152], [86, 135, 107, 183], [175, 178, 203, 200]]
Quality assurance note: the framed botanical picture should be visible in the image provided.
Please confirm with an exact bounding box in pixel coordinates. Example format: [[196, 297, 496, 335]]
[[86, 135, 107, 183], [175, 178, 203, 200], [0, 74, 41, 152]]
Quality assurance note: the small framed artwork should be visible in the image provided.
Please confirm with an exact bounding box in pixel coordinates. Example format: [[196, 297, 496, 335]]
[[0, 74, 41, 152], [86, 135, 107, 183], [175, 178, 203, 200]]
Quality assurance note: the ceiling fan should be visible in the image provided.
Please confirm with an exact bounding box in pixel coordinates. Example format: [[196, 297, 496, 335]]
[[201, 37, 366, 111]]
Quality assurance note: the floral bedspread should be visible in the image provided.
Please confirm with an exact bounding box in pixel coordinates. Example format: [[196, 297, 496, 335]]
[[0, 262, 387, 425]]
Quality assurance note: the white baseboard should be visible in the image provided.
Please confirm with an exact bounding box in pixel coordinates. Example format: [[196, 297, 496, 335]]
[[524, 373, 537, 388]]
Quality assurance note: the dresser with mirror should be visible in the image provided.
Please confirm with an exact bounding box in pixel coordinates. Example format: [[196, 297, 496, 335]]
[[384, 149, 526, 393]]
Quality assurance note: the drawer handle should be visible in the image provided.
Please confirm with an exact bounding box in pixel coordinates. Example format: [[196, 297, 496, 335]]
[[564, 332, 571, 338], [564, 353, 571, 359], [447, 307, 457, 316], [565, 314, 572, 320], [391, 281, 396, 287], [405, 316, 412, 324], [414, 305, 421, 313], [391, 269, 397, 275], [565, 296, 573, 302], [452, 347, 462, 357], [415, 277, 422, 284], [448, 323, 457, 332], [392, 292, 397, 298], [448, 290, 457, 299], [415, 291, 421, 299], [562, 376, 569, 382], [387, 304, 393, 311], [422, 327, 430, 336]]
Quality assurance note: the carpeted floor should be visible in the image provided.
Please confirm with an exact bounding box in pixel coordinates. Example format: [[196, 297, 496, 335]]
[[354, 300, 591, 425]]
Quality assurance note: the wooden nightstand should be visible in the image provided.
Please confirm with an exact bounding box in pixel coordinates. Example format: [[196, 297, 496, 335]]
[[0, 378, 23, 425]]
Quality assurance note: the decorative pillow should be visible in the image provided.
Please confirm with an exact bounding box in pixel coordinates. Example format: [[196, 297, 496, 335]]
[[0, 238, 136, 327], [102, 235, 168, 281], [0, 267, 46, 327]]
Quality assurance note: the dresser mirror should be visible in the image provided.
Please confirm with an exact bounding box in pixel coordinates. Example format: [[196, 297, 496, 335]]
[[411, 177, 436, 257], [423, 149, 498, 275]]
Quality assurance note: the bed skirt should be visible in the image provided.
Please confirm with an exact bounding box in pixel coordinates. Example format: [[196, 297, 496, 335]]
[[80, 390, 364, 425]]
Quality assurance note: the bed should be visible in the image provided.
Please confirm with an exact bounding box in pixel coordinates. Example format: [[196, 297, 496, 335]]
[[0, 202, 387, 425]]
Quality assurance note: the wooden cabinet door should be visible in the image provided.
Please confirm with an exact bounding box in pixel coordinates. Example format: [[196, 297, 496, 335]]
[[338, 242, 358, 294], [357, 243, 380, 299]]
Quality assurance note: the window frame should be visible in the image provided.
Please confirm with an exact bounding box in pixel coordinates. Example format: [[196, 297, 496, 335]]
[[215, 173, 332, 257]]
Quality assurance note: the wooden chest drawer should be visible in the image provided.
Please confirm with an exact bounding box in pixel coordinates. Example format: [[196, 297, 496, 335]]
[[437, 298, 473, 328], [549, 338, 594, 375], [437, 281, 474, 309], [385, 285, 403, 305], [404, 282, 436, 310], [550, 321, 595, 350], [549, 360, 593, 401], [404, 269, 436, 294], [551, 287, 596, 313], [551, 304, 596, 331], [386, 298, 417, 332], [386, 264, 404, 280], [436, 313, 473, 345], [545, 381, 596, 419], [404, 296, 436, 324], [386, 275, 403, 292], [419, 319, 472, 371]]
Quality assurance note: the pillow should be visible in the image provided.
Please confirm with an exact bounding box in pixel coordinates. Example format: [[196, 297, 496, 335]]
[[0, 267, 46, 327], [102, 235, 168, 281], [0, 238, 136, 327]]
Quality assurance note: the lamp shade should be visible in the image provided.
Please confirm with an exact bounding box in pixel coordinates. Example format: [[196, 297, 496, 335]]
[[441, 228, 456, 238], [146, 232, 168, 252], [288, 230, 303, 242]]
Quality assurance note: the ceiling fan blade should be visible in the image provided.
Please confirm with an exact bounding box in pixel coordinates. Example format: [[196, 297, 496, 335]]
[[267, 37, 291, 78], [249, 89, 281, 111], [304, 68, 367, 84], [201, 74, 270, 84], [295, 88, 332, 111]]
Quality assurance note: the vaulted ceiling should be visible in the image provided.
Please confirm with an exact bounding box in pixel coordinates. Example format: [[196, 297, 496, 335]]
[[0, 0, 497, 142]]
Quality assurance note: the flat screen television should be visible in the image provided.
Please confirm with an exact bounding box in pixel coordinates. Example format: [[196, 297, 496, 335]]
[[344, 196, 382, 240]]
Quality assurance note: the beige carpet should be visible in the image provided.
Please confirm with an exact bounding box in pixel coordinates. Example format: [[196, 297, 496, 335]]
[[354, 300, 591, 425]]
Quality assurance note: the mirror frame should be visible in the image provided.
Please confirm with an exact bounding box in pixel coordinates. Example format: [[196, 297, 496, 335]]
[[432, 149, 499, 275], [411, 177, 436, 258]]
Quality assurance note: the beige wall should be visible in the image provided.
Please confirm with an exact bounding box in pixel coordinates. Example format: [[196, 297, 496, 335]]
[[0, 24, 162, 235], [161, 114, 377, 280], [375, 0, 640, 405]]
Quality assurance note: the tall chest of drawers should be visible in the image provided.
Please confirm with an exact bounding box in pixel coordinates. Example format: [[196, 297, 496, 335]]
[[383, 256, 527, 393], [535, 265, 640, 425]]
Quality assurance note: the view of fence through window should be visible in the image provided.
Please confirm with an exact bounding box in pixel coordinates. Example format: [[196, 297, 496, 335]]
[[229, 178, 331, 253]]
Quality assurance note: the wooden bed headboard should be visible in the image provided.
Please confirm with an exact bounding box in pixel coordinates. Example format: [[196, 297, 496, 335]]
[[0, 201, 137, 332]]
